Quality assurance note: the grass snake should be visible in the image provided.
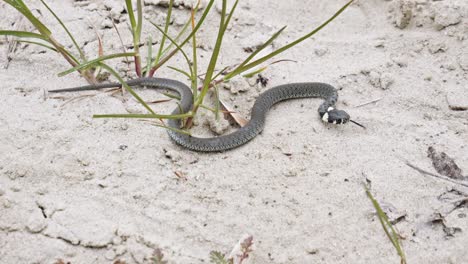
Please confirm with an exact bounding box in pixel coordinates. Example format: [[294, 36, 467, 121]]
[[50, 77, 361, 152]]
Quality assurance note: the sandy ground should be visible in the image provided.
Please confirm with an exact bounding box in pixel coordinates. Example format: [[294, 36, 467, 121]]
[[1, 0, 468, 263]]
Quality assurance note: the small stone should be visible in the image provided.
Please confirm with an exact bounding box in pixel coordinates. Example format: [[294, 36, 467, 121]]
[[101, 19, 113, 29], [392, 0, 414, 29], [26, 216, 48, 233], [43, 221, 80, 245], [447, 85, 468, 111], [458, 52, 468, 71], [424, 75, 432, 81], [10, 185, 21, 192], [442, 63, 457, 71], [104, 0, 125, 18], [163, 148, 182, 162], [314, 47, 329, 57], [3, 198, 12, 208], [392, 56, 408, 67], [428, 41, 448, 54], [222, 78, 251, 94], [380, 73, 394, 90], [283, 168, 298, 177], [105, 249, 117, 261], [368, 71, 381, 88], [0, 186, 5, 196], [205, 112, 230, 135], [35, 187, 48, 195], [433, 6, 462, 31], [115, 245, 127, 256], [85, 3, 98, 11]]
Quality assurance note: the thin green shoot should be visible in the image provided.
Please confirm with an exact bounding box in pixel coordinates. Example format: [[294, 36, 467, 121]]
[[213, 83, 221, 120], [225, 0, 355, 80], [148, 21, 194, 80], [97, 62, 156, 115], [145, 36, 153, 77], [364, 183, 407, 264], [40, 0, 86, 62], [242, 66, 267, 78], [154, 0, 174, 66], [148, 0, 215, 76], [58, 52, 136, 77], [168, 66, 192, 80], [190, 1, 200, 98], [15, 40, 57, 51], [195, 0, 239, 108], [0, 30, 48, 40], [224, 26, 286, 80], [125, 0, 143, 76], [4, 0, 51, 36]]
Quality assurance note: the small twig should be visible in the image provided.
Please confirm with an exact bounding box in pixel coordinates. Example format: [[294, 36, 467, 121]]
[[355, 97, 383, 108], [404, 161, 468, 188]]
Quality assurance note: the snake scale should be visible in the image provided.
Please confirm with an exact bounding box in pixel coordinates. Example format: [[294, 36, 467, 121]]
[[50, 77, 357, 152]]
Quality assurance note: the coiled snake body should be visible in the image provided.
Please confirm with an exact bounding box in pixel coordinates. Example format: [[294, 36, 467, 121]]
[[50, 78, 353, 152]]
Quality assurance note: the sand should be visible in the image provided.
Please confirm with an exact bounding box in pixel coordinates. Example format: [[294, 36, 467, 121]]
[[0, 0, 467, 263]]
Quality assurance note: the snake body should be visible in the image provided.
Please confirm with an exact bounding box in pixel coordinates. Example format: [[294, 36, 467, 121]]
[[50, 78, 350, 152]]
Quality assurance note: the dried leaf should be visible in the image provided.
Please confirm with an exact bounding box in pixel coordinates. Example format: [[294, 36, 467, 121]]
[[427, 146, 464, 180], [219, 99, 248, 127]]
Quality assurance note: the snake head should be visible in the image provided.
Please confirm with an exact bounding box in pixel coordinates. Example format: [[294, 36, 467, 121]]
[[321, 107, 350, 125]]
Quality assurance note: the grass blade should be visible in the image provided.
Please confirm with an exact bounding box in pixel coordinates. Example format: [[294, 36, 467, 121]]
[[227, 0, 354, 78], [196, 0, 238, 107], [364, 183, 407, 264], [168, 66, 192, 80], [155, 0, 174, 65], [125, 0, 137, 31], [39, 0, 86, 62], [145, 36, 153, 77], [190, 1, 201, 97], [15, 40, 57, 51], [0, 30, 48, 40], [149, 0, 215, 75], [224, 26, 286, 80], [58, 52, 135, 77], [4, 0, 51, 36], [148, 20, 193, 78], [125, 0, 143, 76], [97, 62, 156, 115]]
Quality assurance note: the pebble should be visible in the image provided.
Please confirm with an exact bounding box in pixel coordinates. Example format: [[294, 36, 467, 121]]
[[392, 0, 414, 29], [26, 215, 48, 234], [314, 47, 329, 57], [104, 0, 126, 18], [432, 5, 462, 31], [428, 41, 448, 54], [447, 85, 468, 111], [380, 73, 395, 90], [206, 112, 230, 135], [43, 221, 80, 245], [0, 185, 5, 196], [283, 168, 298, 177], [391, 56, 408, 67], [163, 148, 182, 163], [105, 249, 117, 260], [222, 78, 252, 94], [458, 52, 468, 71], [367, 71, 394, 90]]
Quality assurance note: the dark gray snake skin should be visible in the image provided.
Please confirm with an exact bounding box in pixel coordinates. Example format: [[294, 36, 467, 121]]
[[50, 77, 352, 152]]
